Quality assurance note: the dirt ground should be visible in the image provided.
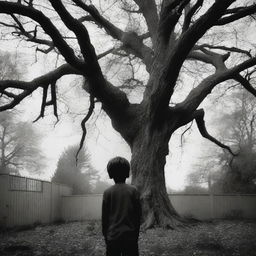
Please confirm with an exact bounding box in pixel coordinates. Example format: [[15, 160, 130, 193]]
[[0, 220, 256, 256]]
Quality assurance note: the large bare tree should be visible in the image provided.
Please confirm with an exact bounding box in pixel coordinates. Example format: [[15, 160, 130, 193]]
[[0, 0, 256, 228]]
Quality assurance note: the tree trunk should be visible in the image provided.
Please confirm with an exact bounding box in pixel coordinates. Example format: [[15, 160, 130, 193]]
[[130, 125, 183, 229], [106, 99, 185, 229], [0, 128, 7, 174]]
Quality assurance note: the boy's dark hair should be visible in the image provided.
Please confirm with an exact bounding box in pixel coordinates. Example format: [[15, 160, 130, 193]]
[[107, 157, 130, 179]]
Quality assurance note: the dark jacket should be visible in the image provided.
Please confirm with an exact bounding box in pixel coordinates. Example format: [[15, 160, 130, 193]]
[[102, 183, 141, 241]]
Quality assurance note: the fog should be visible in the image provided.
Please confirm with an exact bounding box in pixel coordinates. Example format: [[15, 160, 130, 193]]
[[0, 48, 219, 191], [0, 0, 255, 192]]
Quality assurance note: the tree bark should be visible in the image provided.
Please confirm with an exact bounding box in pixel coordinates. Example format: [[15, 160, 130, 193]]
[[130, 124, 183, 229], [0, 127, 7, 173]]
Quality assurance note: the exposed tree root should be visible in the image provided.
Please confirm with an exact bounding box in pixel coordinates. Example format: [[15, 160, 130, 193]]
[[141, 211, 192, 230]]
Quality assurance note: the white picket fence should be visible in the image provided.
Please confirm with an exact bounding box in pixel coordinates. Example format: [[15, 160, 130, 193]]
[[1, 174, 256, 228], [0, 174, 72, 228]]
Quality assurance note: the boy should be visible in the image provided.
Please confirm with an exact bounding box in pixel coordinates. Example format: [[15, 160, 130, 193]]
[[102, 156, 141, 256]]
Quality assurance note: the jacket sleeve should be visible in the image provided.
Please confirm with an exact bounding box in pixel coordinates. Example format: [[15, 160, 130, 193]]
[[101, 192, 109, 239]]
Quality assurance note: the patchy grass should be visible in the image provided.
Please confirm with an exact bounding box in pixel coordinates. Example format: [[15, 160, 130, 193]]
[[0, 220, 256, 255]]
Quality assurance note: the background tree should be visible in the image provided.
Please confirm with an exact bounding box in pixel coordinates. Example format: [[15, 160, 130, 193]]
[[0, 0, 256, 228], [52, 145, 97, 194], [219, 149, 256, 193], [187, 89, 256, 193], [214, 89, 256, 193], [186, 158, 222, 193], [93, 179, 111, 194], [0, 110, 46, 175], [0, 51, 45, 175]]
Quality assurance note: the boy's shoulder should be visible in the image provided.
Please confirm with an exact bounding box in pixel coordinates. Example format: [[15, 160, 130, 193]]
[[123, 184, 139, 194], [103, 185, 113, 195], [127, 184, 139, 192], [103, 183, 138, 195]]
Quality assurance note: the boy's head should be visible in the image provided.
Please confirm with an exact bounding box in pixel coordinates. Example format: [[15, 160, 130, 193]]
[[107, 157, 130, 183]]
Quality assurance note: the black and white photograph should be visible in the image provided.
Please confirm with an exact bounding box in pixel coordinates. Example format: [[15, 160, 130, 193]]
[[0, 0, 256, 255]]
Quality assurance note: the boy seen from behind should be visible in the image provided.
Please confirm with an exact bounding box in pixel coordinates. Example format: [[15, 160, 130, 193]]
[[102, 157, 141, 256]]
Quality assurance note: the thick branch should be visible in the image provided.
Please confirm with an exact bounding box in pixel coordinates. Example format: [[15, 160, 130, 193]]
[[0, 87, 34, 111], [0, 64, 81, 111], [73, 1, 153, 68], [47, 4, 139, 112], [194, 109, 236, 155], [188, 47, 231, 72], [33, 84, 49, 122], [179, 56, 256, 112], [187, 51, 213, 64], [0, 2, 84, 70], [164, 0, 234, 77], [133, 0, 159, 48], [182, 0, 204, 32], [148, 0, 235, 120], [50, 81, 58, 119], [217, 4, 256, 25], [72, 1, 123, 40], [49, 0, 95, 64], [159, 0, 190, 43]]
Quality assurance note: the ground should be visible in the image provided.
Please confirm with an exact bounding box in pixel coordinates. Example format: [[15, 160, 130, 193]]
[[0, 220, 256, 256]]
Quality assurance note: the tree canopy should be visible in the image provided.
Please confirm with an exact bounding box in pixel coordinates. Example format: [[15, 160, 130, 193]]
[[0, 110, 46, 175], [217, 90, 256, 193]]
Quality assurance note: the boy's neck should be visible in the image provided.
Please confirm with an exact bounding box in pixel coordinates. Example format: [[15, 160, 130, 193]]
[[114, 180, 126, 184]]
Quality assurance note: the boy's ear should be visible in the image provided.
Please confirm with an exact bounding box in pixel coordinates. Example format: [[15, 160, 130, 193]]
[[107, 170, 112, 178], [125, 170, 130, 178]]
